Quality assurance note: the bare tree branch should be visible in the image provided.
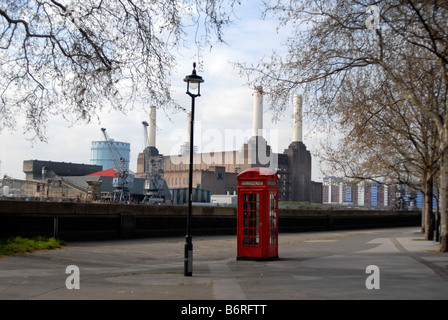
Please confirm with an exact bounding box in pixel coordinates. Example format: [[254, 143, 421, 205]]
[[0, 0, 240, 140]]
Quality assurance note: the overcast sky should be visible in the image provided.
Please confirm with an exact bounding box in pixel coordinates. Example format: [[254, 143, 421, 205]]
[[0, 1, 328, 182]]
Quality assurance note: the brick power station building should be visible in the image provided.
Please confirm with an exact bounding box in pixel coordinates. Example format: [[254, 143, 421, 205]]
[[137, 87, 322, 203]]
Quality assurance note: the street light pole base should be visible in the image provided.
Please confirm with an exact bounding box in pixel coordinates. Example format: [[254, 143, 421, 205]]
[[184, 235, 193, 276]]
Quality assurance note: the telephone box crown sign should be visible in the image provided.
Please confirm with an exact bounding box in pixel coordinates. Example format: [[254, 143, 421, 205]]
[[237, 167, 277, 180]]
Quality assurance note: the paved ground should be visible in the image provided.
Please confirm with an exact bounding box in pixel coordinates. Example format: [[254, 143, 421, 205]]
[[0, 227, 447, 302]]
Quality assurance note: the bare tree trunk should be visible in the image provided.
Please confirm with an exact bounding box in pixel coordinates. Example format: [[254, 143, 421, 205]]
[[424, 175, 434, 241], [422, 173, 426, 234], [435, 188, 441, 242], [439, 131, 448, 252]]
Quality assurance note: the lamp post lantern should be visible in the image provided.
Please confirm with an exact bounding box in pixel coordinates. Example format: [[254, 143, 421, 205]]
[[183, 62, 204, 277]]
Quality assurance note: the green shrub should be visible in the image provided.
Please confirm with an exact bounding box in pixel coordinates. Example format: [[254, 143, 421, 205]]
[[0, 236, 66, 257]]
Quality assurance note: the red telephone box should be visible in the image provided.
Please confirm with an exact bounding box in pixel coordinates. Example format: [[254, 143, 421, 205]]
[[237, 167, 279, 261]]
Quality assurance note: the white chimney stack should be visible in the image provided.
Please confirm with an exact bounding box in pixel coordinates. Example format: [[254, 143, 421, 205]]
[[253, 86, 263, 137], [292, 94, 303, 143], [147, 106, 156, 147]]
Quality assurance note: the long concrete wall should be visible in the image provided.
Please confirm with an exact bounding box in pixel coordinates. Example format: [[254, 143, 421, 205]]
[[0, 200, 421, 241]]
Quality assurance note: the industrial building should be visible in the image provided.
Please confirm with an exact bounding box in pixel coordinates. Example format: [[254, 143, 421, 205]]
[[5, 132, 164, 203], [137, 87, 322, 203], [90, 139, 130, 171], [23, 160, 102, 180], [3, 160, 106, 201], [1, 160, 169, 203], [2, 87, 322, 204], [322, 176, 425, 210]]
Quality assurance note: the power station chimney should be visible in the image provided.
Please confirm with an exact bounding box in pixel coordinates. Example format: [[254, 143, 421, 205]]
[[292, 94, 303, 143], [253, 86, 263, 137], [147, 106, 157, 148], [180, 112, 193, 155], [187, 111, 192, 143]]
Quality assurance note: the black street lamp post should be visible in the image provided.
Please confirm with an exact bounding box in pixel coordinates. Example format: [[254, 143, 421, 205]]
[[183, 62, 204, 277]]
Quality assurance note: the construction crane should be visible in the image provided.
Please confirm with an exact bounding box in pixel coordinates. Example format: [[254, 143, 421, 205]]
[[140, 119, 170, 204], [101, 128, 132, 203], [142, 157, 169, 204]]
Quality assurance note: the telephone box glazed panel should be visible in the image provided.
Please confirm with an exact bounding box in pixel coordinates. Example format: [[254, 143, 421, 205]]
[[237, 167, 279, 261]]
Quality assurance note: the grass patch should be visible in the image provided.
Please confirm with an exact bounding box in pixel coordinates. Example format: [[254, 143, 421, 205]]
[[0, 236, 66, 257]]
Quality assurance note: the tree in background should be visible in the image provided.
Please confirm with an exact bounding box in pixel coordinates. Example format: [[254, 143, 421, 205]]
[[237, 1, 448, 251], [0, 0, 240, 140], [319, 65, 440, 240]]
